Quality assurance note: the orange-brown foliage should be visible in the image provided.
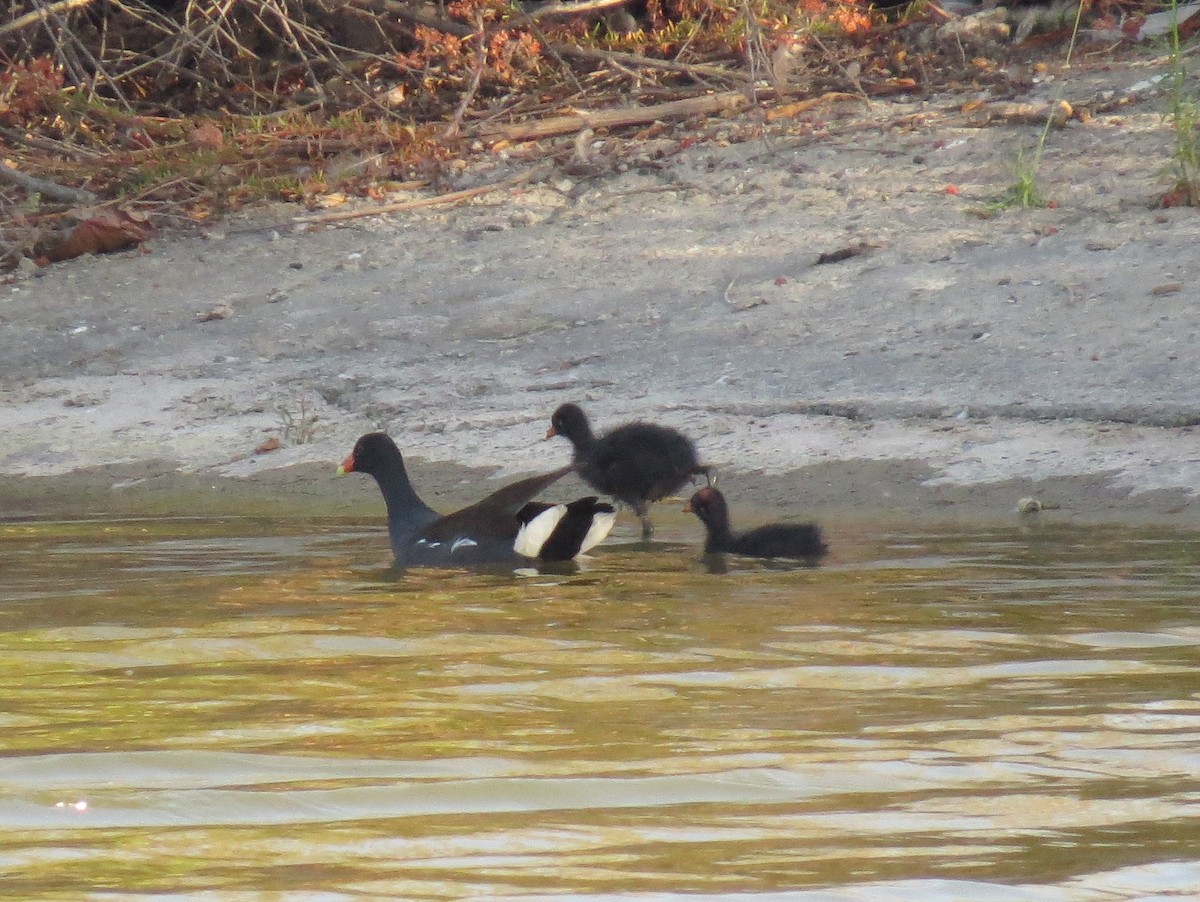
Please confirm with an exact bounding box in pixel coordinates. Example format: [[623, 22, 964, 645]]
[[0, 56, 64, 126]]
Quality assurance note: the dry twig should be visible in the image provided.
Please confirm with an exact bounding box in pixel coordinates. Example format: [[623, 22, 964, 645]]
[[0, 0, 95, 37], [294, 163, 554, 224], [476, 92, 752, 142], [521, 0, 633, 21], [0, 160, 98, 204], [444, 14, 488, 140], [346, 0, 474, 38], [547, 43, 736, 83], [808, 32, 871, 106], [740, 0, 772, 97]]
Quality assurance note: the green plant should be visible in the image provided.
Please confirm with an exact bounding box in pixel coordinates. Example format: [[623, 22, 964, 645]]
[[993, 140, 1049, 211], [987, 134, 1050, 213], [1161, 0, 1200, 206], [277, 396, 321, 446], [991, 0, 1088, 211]]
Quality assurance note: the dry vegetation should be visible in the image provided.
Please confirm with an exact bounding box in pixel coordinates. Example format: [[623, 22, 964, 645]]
[[0, 0, 1188, 268]]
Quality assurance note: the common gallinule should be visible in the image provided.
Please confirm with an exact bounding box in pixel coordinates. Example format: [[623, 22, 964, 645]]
[[684, 486, 827, 560], [546, 402, 710, 538], [515, 496, 616, 560], [338, 432, 612, 566]]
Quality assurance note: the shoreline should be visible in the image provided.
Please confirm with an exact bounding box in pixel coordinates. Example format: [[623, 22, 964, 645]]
[[4, 60, 1200, 531], [3, 437, 1195, 532]]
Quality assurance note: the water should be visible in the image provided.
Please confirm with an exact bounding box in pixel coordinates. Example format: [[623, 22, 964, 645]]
[[2, 514, 1199, 900]]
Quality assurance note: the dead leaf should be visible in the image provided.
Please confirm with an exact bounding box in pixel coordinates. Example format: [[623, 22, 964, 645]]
[[1159, 186, 1198, 208], [1084, 2, 1200, 41], [255, 436, 281, 454], [816, 243, 870, 265], [190, 122, 224, 150], [1151, 282, 1183, 296], [40, 208, 153, 264], [196, 303, 233, 322]]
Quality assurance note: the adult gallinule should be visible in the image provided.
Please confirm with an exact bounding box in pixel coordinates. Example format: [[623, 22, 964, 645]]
[[338, 432, 612, 566], [546, 402, 710, 538], [684, 487, 827, 560]]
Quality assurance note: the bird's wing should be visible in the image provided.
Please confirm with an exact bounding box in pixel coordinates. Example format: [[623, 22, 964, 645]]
[[419, 465, 573, 545]]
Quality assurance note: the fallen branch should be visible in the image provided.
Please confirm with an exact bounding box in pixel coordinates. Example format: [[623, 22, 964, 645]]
[[522, 0, 633, 21], [476, 92, 751, 142], [444, 13, 488, 140], [864, 77, 920, 97], [345, 0, 474, 38], [547, 43, 737, 82], [293, 163, 553, 224], [962, 99, 1075, 127], [0, 0, 96, 37], [763, 92, 861, 122], [0, 160, 98, 204], [0, 125, 103, 159]]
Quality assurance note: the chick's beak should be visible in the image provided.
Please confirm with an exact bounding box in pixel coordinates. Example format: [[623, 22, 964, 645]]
[[682, 501, 693, 513], [544, 425, 557, 440], [337, 453, 355, 475]]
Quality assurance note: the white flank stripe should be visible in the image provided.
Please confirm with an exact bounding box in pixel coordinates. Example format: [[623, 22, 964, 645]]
[[513, 505, 566, 558], [578, 510, 616, 555]]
